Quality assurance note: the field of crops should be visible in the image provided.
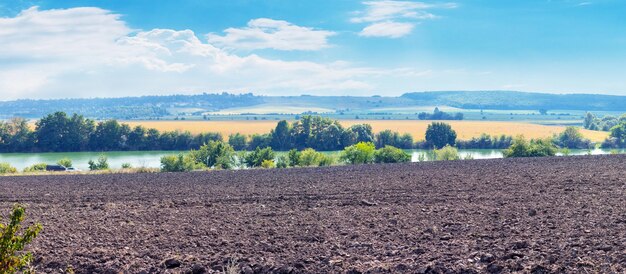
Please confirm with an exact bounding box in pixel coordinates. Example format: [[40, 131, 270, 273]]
[[124, 120, 609, 142]]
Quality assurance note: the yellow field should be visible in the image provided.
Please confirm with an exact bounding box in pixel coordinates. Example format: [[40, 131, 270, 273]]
[[124, 120, 608, 142]]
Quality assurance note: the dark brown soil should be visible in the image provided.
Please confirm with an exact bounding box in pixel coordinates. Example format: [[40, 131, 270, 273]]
[[1, 155, 625, 274]]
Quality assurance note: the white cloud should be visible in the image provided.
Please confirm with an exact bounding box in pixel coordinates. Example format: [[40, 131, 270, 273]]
[[206, 18, 335, 51], [352, 1, 456, 38], [0, 7, 396, 100], [359, 21, 415, 38]]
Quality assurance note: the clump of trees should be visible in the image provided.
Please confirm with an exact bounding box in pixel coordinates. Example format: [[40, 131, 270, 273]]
[[503, 136, 557, 158], [553, 127, 592, 149], [0, 205, 42, 274], [0, 112, 223, 153], [418, 107, 464, 120], [602, 120, 626, 148], [456, 134, 512, 149], [425, 122, 457, 149], [583, 112, 626, 131], [340, 142, 411, 164]]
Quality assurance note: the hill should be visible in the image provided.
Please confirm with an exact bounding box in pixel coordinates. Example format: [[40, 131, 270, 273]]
[[0, 91, 624, 119]]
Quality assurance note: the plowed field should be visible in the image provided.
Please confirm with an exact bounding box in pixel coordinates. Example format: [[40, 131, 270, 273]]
[[1, 155, 625, 273]]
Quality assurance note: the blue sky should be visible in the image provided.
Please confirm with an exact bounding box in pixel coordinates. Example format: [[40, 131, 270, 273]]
[[0, 0, 625, 99]]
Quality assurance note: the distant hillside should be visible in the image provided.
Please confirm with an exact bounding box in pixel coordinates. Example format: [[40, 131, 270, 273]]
[[400, 91, 626, 111], [0, 93, 262, 119], [1, 91, 624, 119]]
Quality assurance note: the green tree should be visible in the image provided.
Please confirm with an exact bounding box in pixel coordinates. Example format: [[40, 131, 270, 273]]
[[89, 120, 127, 151], [0, 205, 42, 274], [248, 134, 272, 150], [374, 146, 411, 163], [425, 122, 457, 149], [270, 120, 292, 150], [228, 133, 247, 151], [35, 112, 70, 152], [340, 142, 375, 164]]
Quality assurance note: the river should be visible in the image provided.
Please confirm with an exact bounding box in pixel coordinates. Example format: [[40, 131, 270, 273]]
[[1, 148, 623, 171]]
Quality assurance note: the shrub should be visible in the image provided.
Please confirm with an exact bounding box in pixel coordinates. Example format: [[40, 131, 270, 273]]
[[23, 163, 47, 173], [88, 155, 109, 170], [433, 145, 460, 161], [425, 122, 457, 149], [373, 146, 411, 163], [261, 159, 275, 169], [287, 149, 301, 167], [244, 147, 276, 168], [0, 163, 17, 174], [340, 142, 375, 164], [0, 205, 42, 274], [56, 158, 73, 168], [190, 141, 236, 169], [503, 136, 557, 158], [121, 163, 132, 169], [160, 153, 199, 172], [275, 155, 288, 168], [298, 148, 334, 167]]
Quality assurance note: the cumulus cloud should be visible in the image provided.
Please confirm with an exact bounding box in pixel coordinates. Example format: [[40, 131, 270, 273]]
[[359, 21, 415, 38], [0, 7, 397, 99], [352, 1, 456, 38], [206, 18, 335, 51]]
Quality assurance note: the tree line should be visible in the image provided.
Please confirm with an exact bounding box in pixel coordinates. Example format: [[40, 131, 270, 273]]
[[2, 111, 623, 154]]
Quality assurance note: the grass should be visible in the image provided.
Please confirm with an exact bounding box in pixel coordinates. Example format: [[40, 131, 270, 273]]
[[124, 120, 609, 142]]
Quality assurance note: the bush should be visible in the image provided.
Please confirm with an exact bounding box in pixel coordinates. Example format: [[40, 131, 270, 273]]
[[340, 142, 375, 164], [244, 147, 276, 168], [287, 149, 301, 167], [23, 163, 47, 173], [88, 155, 109, 170], [373, 146, 411, 163], [121, 163, 132, 169], [275, 155, 288, 168], [0, 163, 17, 174], [160, 153, 199, 172], [57, 158, 73, 168], [298, 148, 334, 167], [503, 136, 557, 158], [425, 122, 457, 149], [261, 159, 275, 169], [433, 145, 460, 161], [0, 205, 42, 273], [190, 141, 236, 169]]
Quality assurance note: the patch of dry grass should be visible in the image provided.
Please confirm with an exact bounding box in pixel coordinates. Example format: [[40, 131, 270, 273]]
[[125, 120, 609, 142]]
